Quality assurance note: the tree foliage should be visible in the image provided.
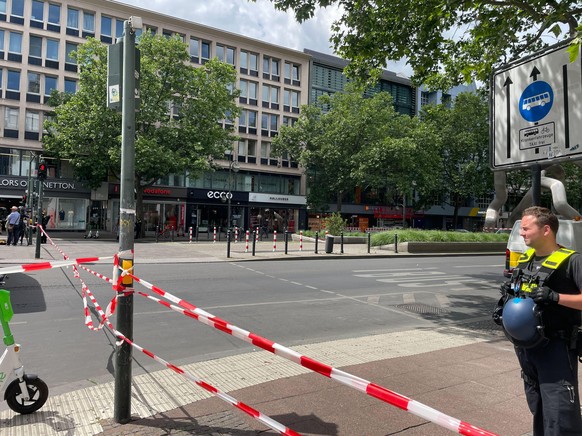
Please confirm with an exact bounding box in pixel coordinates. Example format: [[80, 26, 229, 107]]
[[261, 0, 581, 89], [272, 86, 437, 211], [43, 32, 239, 221], [419, 92, 492, 225]]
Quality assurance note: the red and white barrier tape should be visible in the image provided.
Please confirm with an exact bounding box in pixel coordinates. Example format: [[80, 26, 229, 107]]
[[70, 269, 299, 435], [125, 273, 497, 436], [0, 257, 111, 276]]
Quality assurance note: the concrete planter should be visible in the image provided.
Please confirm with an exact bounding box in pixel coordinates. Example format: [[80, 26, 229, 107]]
[[404, 241, 506, 253]]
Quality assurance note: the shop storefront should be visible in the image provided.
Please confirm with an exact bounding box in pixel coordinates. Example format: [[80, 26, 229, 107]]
[[248, 193, 307, 233], [109, 185, 188, 235], [0, 176, 91, 231], [187, 188, 249, 236]]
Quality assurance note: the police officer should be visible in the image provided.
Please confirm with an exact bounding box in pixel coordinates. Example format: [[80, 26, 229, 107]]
[[501, 206, 582, 435]]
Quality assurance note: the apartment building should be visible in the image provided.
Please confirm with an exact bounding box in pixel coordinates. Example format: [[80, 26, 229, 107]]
[[0, 0, 310, 235]]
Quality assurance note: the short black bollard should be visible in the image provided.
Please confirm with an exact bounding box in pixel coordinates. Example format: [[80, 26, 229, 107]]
[[367, 231, 371, 254], [315, 231, 319, 254], [395, 233, 398, 254], [227, 230, 231, 258], [171, 226, 175, 242], [196, 226, 199, 242], [252, 228, 257, 256], [218, 226, 221, 242], [340, 232, 344, 254], [156, 225, 159, 243], [284, 231, 289, 254]]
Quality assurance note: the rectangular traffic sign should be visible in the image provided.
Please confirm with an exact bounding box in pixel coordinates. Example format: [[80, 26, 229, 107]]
[[491, 41, 582, 170]]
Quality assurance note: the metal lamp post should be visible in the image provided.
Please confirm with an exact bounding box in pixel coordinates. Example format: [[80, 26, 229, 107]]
[[226, 151, 239, 231]]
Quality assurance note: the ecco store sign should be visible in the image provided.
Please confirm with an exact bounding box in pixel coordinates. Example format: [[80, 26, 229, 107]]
[[207, 191, 233, 200]]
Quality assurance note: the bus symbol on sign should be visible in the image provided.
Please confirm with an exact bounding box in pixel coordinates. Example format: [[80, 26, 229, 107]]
[[519, 81, 553, 123]]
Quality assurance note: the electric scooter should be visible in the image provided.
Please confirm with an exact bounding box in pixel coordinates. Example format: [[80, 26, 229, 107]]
[[0, 289, 48, 414]]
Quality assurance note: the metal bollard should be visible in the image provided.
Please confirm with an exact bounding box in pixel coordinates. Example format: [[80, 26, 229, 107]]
[[315, 231, 319, 254], [340, 232, 344, 254], [395, 233, 398, 254], [156, 225, 159, 243], [252, 228, 257, 256], [189, 226, 193, 244], [171, 225, 175, 242], [227, 230, 231, 258], [196, 226, 199, 242], [284, 231, 289, 254], [367, 231, 371, 254]]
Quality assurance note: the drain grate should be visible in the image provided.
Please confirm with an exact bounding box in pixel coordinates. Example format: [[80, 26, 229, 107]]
[[397, 303, 450, 315]]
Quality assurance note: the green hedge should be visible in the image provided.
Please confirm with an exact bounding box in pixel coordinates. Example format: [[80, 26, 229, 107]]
[[299, 229, 509, 246]]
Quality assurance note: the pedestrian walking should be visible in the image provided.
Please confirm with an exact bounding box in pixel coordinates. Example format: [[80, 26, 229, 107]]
[[5, 206, 20, 246]]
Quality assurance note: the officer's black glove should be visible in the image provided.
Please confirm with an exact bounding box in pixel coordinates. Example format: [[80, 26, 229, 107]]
[[500, 281, 514, 296], [531, 286, 560, 305]]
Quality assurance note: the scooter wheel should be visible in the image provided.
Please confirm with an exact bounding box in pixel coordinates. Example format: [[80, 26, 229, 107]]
[[5, 377, 49, 414]]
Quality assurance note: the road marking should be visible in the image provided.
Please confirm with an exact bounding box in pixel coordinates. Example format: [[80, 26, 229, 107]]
[[367, 296, 380, 304], [305, 285, 318, 290], [354, 271, 446, 279], [453, 264, 503, 268], [436, 294, 450, 307], [403, 293, 415, 304], [279, 278, 289, 282], [353, 267, 437, 273], [290, 281, 303, 286]]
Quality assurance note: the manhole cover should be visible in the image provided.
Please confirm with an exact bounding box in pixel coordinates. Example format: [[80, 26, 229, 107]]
[[397, 303, 450, 315]]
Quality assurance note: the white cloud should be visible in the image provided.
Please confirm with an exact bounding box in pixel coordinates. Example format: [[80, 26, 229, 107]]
[[116, 0, 413, 76]]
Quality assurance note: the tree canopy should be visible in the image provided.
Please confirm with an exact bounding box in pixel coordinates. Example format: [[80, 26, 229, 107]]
[[272, 86, 439, 211], [262, 0, 581, 89], [43, 32, 239, 216]]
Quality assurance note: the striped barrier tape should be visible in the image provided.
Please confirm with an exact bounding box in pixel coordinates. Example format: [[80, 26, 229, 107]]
[[125, 272, 497, 436], [68, 267, 299, 435], [0, 257, 111, 276]]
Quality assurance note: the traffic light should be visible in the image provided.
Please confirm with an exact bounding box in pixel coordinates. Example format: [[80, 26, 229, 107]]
[[38, 161, 47, 180], [21, 194, 27, 206]]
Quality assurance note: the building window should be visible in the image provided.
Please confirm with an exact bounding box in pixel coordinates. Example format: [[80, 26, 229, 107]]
[[25, 110, 40, 132], [83, 11, 95, 33], [65, 42, 77, 64], [44, 75, 57, 95], [239, 109, 257, 132], [201, 40, 210, 63], [282, 116, 297, 127], [261, 141, 269, 159], [261, 113, 278, 137], [64, 78, 77, 93], [239, 79, 257, 104], [46, 38, 58, 60], [247, 139, 257, 157], [8, 32, 22, 54], [263, 56, 280, 81], [29, 35, 42, 58], [284, 89, 300, 113], [442, 93, 452, 108], [216, 44, 235, 66], [420, 91, 429, 106], [101, 15, 112, 36], [67, 7, 78, 28], [115, 19, 124, 38], [262, 84, 279, 109], [189, 37, 199, 62], [4, 107, 19, 129], [27, 72, 40, 93], [31, 0, 44, 22], [7, 70, 20, 91], [240, 50, 258, 76], [48, 3, 60, 24], [0, 0, 6, 14], [284, 62, 300, 85], [0, 30, 4, 52], [11, 0, 24, 17]]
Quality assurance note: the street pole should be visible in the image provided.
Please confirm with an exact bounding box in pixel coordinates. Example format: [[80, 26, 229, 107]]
[[35, 178, 43, 259], [27, 153, 34, 245], [114, 17, 138, 424]]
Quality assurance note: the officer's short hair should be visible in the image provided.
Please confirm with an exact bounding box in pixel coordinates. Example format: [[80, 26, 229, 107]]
[[522, 206, 559, 234]]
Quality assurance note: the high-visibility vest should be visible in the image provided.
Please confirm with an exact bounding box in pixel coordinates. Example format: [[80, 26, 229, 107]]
[[516, 247, 576, 293]]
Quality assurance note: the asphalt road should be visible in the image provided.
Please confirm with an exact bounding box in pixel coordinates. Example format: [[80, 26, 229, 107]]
[[2, 255, 505, 400]]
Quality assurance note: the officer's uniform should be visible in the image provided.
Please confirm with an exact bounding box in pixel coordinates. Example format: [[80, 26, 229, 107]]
[[507, 248, 582, 435]]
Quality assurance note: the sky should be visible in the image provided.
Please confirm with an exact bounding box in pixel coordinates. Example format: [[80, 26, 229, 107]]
[[115, 0, 412, 76]]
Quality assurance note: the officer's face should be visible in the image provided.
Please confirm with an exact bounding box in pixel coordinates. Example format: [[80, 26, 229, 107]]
[[520, 215, 550, 248]]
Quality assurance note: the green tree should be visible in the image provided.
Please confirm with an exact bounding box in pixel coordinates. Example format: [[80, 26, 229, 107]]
[[261, 0, 581, 88], [272, 87, 419, 212], [419, 92, 492, 227], [43, 33, 239, 228]]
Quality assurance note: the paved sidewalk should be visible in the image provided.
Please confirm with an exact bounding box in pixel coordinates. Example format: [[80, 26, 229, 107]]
[[0, 233, 535, 436]]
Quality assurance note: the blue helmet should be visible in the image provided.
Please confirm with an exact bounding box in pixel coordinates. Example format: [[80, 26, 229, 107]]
[[502, 297, 546, 348]]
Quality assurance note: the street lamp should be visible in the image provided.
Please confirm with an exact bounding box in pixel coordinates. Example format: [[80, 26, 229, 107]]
[[226, 151, 240, 230]]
